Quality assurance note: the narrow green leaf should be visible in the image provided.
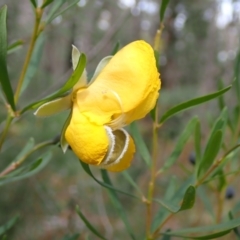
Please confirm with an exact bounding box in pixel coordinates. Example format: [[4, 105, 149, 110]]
[[229, 211, 240, 239], [152, 177, 177, 231], [61, 111, 72, 153], [0, 215, 19, 236], [153, 186, 195, 213], [179, 186, 195, 211], [29, 0, 37, 8], [160, 0, 170, 22], [129, 121, 151, 166], [197, 108, 227, 178], [216, 169, 227, 191], [111, 41, 120, 55], [13, 138, 35, 162], [234, 49, 240, 101], [217, 79, 225, 110], [7, 40, 24, 54], [121, 171, 143, 195], [79, 161, 139, 200], [160, 117, 198, 172], [197, 130, 223, 179], [41, 0, 54, 8], [0, 6, 16, 111], [76, 206, 106, 240], [61, 233, 80, 240], [46, 0, 66, 23], [101, 170, 136, 240], [150, 102, 158, 121], [160, 216, 240, 239], [0, 152, 52, 186], [50, 0, 80, 20], [197, 187, 215, 220], [161, 230, 231, 239], [194, 120, 201, 166], [159, 86, 231, 124], [21, 53, 86, 114], [21, 34, 45, 95], [152, 176, 195, 231]]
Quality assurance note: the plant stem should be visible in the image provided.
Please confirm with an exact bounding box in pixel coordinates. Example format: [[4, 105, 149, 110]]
[[195, 144, 240, 187], [14, 8, 43, 104], [0, 114, 13, 151], [146, 107, 159, 240], [0, 8, 43, 151], [0, 139, 54, 177]]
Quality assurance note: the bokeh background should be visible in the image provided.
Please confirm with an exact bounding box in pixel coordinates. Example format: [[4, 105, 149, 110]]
[[0, 0, 240, 239]]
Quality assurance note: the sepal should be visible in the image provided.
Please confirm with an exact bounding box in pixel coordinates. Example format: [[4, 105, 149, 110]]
[[34, 94, 72, 117], [72, 45, 87, 89]]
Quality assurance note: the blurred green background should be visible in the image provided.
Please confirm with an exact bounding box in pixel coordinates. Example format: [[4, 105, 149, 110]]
[[0, 0, 240, 239]]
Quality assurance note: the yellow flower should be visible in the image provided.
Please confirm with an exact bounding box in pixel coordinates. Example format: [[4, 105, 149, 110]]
[[35, 40, 160, 172]]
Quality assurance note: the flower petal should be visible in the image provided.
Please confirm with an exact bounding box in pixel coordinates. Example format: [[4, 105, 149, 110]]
[[75, 40, 160, 127], [65, 104, 109, 165], [100, 128, 135, 172], [34, 95, 72, 117]]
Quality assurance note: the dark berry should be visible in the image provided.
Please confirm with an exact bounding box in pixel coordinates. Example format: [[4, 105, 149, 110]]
[[189, 152, 196, 165], [225, 186, 235, 199]]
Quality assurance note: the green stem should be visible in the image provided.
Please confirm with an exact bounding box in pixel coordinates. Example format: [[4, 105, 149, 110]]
[[0, 8, 43, 151], [0, 114, 13, 151], [146, 107, 159, 240], [195, 144, 240, 187], [0, 139, 54, 177], [14, 7, 43, 104]]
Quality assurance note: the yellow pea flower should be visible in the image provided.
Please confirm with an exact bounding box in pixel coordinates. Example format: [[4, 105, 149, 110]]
[[35, 40, 160, 172]]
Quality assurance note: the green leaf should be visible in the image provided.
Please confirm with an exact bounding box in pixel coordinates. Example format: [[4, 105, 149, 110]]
[[13, 138, 35, 162], [29, 0, 37, 8], [234, 49, 240, 101], [121, 171, 143, 195], [229, 211, 240, 239], [101, 170, 136, 240], [76, 206, 106, 240], [194, 120, 201, 167], [45, 0, 66, 23], [21, 34, 45, 95], [152, 176, 195, 231], [7, 40, 24, 54], [21, 53, 86, 114], [61, 233, 80, 240], [217, 79, 225, 110], [0, 152, 52, 185], [41, 0, 54, 8], [197, 187, 215, 220], [0, 215, 19, 236], [161, 230, 231, 239], [159, 85, 231, 124], [0, 6, 16, 111], [197, 130, 223, 179], [160, 216, 240, 239], [79, 161, 139, 200], [153, 186, 195, 213], [160, 117, 198, 172], [49, 0, 81, 20], [160, 0, 170, 22], [216, 169, 227, 191], [111, 41, 120, 55], [197, 108, 227, 179], [152, 177, 177, 231], [61, 111, 72, 153], [129, 122, 151, 166]]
